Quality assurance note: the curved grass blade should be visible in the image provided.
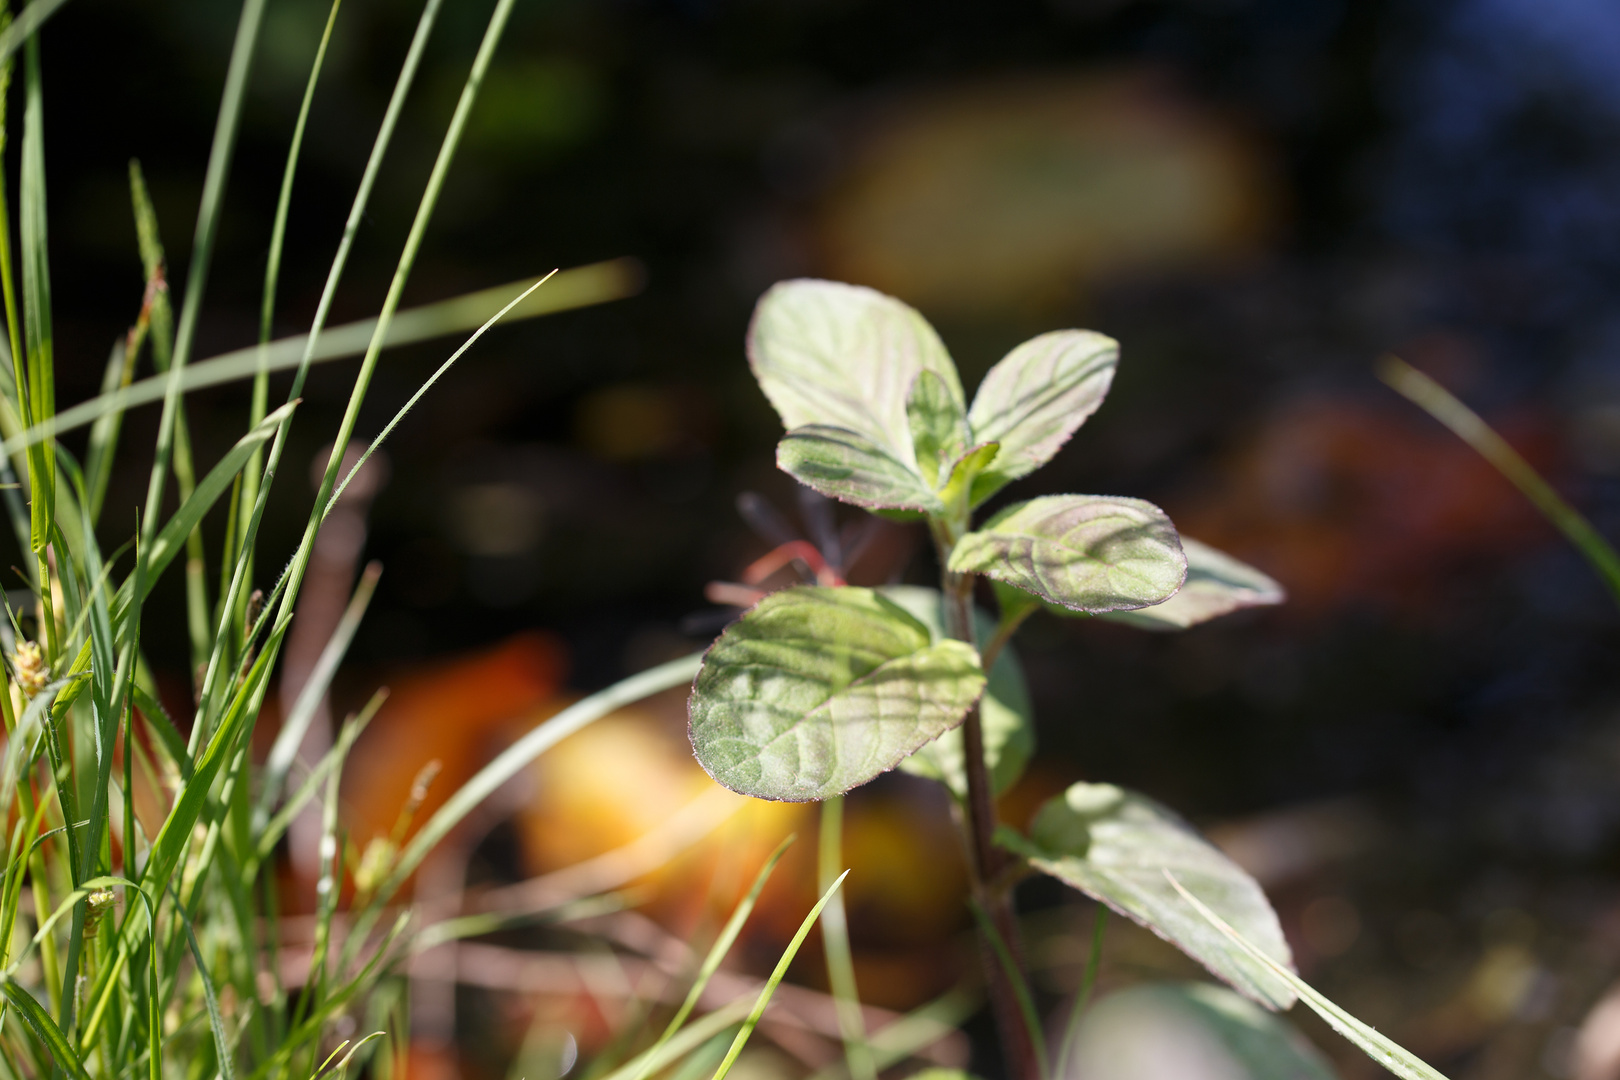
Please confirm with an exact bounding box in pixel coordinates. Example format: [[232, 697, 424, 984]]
[[598, 1000, 753, 1080], [1167, 870, 1453, 1080], [1379, 354, 1620, 607], [631, 835, 797, 1080], [0, 981, 91, 1080], [818, 799, 875, 1080], [378, 652, 701, 905], [110, 400, 296, 618], [0, 0, 69, 67], [1054, 905, 1107, 1077], [175, 895, 238, 1080], [253, 563, 380, 827], [0, 262, 638, 460], [317, 1031, 386, 1080], [322, 273, 552, 512], [709, 870, 852, 1080]]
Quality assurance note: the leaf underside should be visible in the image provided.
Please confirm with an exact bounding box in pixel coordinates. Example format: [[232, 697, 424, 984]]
[[879, 585, 1034, 797], [688, 586, 987, 802], [1101, 537, 1286, 630], [777, 424, 943, 513], [1002, 782, 1297, 1010], [949, 495, 1187, 614]]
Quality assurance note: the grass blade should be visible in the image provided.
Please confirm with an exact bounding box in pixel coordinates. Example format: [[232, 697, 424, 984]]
[[632, 835, 798, 1080], [254, 562, 380, 825], [1, 981, 91, 1080], [0, 261, 640, 460], [0, 0, 69, 67], [1379, 354, 1620, 606], [1054, 905, 1106, 1077], [112, 400, 296, 623], [1167, 869, 1452, 1080], [598, 1002, 752, 1080], [379, 652, 702, 905], [817, 797, 874, 1080], [175, 897, 238, 1080], [709, 870, 851, 1080], [252, 692, 383, 871], [323, 274, 552, 513]]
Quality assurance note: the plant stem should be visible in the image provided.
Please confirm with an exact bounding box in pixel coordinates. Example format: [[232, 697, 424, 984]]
[[940, 562, 1041, 1080]]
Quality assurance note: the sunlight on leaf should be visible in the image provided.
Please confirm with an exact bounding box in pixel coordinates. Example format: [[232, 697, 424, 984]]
[[689, 586, 987, 801], [949, 495, 1186, 613], [749, 279, 963, 465], [967, 329, 1117, 504]]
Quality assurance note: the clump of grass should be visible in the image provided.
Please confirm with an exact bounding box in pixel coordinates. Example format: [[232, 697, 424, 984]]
[[0, 2, 824, 1078]]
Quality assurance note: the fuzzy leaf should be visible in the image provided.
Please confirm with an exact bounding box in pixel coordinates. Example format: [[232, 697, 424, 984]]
[[1066, 983, 1337, 1080], [1102, 538, 1286, 630], [689, 586, 987, 802], [949, 495, 1186, 613], [749, 279, 963, 464], [879, 586, 1034, 797], [937, 441, 1001, 510], [777, 425, 943, 513], [908, 369, 970, 487], [967, 330, 1117, 503], [1002, 783, 1296, 1009]]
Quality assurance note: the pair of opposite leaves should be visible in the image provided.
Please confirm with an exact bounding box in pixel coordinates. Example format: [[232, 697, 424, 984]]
[[687, 280, 1298, 1014]]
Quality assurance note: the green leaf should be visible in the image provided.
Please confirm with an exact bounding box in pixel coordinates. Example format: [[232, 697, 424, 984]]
[[949, 495, 1186, 614], [907, 370, 969, 487], [880, 585, 1033, 797], [1102, 538, 1285, 630], [1169, 873, 1453, 1080], [1065, 983, 1336, 1080], [966, 330, 1117, 504], [689, 586, 987, 802], [748, 279, 963, 464], [1, 982, 92, 1080], [1001, 782, 1296, 1010], [777, 425, 943, 513], [936, 441, 1000, 511]]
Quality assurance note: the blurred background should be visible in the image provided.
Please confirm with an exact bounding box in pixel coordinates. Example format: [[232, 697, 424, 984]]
[[32, 0, 1620, 1077]]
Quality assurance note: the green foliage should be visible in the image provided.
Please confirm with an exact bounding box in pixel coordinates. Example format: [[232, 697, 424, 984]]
[[963, 329, 1116, 504], [689, 586, 986, 801], [881, 585, 1033, 797], [692, 274, 1450, 1080], [1000, 783, 1296, 1010], [1099, 537, 1287, 630], [0, 4, 721, 1079], [948, 495, 1186, 614]]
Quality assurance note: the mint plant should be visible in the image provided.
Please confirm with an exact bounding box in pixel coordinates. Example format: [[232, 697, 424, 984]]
[[687, 279, 1298, 1078]]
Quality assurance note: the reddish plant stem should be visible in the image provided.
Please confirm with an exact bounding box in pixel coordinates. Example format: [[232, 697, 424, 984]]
[[943, 567, 1041, 1080]]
